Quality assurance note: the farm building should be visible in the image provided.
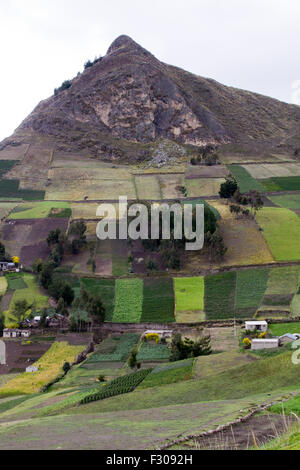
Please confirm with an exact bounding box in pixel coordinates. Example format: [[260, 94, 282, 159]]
[[3, 328, 31, 339], [251, 338, 279, 350], [0, 261, 16, 272], [279, 333, 300, 345], [245, 321, 268, 332], [26, 365, 39, 373]]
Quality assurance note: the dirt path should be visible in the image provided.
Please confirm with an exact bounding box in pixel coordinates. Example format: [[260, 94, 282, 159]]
[[183, 413, 296, 450]]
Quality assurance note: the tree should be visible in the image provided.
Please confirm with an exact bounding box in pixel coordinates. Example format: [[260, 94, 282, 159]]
[[39, 309, 48, 328], [219, 175, 238, 201], [49, 280, 74, 306], [39, 261, 54, 289], [170, 333, 211, 362], [32, 258, 43, 274], [247, 190, 264, 215], [62, 362, 71, 373], [0, 312, 4, 336], [128, 346, 140, 370], [47, 228, 62, 247], [12, 299, 29, 324], [0, 242, 5, 260], [206, 229, 227, 261], [56, 297, 66, 315], [87, 295, 105, 325]]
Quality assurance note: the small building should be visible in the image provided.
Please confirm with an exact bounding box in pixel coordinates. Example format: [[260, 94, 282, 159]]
[[26, 365, 39, 373], [245, 321, 268, 332], [251, 338, 279, 350], [3, 328, 31, 339], [0, 261, 16, 272], [279, 333, 300, 345]]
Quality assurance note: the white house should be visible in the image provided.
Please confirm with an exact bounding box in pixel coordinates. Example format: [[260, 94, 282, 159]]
[[251, 338, 279, 350], [245, 321, 268, 332], [3, 328, 31, 339], [26, 365, 39, 373]]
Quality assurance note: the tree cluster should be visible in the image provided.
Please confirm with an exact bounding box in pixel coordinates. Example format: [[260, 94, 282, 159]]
[[170, 333, 212, 362]]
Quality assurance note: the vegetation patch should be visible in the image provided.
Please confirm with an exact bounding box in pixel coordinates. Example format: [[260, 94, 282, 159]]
[[204, 271, 236, 320], [256, 208, 300, 261], [0, 179, 45, 201], [8, 202, 70, 219], [112, 279, 143, 323], [141, 278, 175, 323], [137, 342, 170, 361], [85, 334, 140, 363], [234, 268, 269, 317], [268, 322, 300, 337], [228, 165, 265, 193], [262, 176, 300, 192], [174, 277, 204, 322], [269, 194, 300, 209], [80, 278, 115, 321], [138, 358, 194, 389], [0, 341, 85, 396]]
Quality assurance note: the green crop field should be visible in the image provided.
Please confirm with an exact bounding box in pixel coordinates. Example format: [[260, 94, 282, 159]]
[[234, 268, 269, 317], [204, 271, 236, 320], [141, 278, 175, 323], [137, 342, 170, 361], [0, 179, 45, 200], [138, 358, 194, 389], [262, 176, 300, 192], [269, 194, 300, 209], [80, 278, 115, 321], [256, 207, 300, 261], [112, 279, 143, 322], [228, 165, 265, 193], [183, 199, 220, 219], [8, 201, 70, 219], [85, 334, 140, 363], [174, 277, 204, 311], [265, 266, 300, 295], [268, 322, 300, 337], [174, 277, 205, 322]]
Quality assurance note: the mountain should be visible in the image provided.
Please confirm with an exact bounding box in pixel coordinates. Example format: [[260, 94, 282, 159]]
[[1, 35, 300, 162]]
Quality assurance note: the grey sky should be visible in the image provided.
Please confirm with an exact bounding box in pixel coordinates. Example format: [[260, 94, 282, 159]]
[[0, 0, 299, 141]]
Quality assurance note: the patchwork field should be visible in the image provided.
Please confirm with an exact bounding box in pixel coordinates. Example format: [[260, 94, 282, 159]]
[[134, 175, 162, 200], [186, 178, 225, 197], [261, 176, 300, 192], [0, 341, 86, 396], [242, 163, 300, 179], [268, 194, 300, 209], [8, 201, 70, 219], [141, 278, 175, 323], [112, 279, 143, 323], [204, 272, 236, 320], [234, 268, 269, 318], [209, 200, 274, 266], [174, 277, 205, 322], [185, 165, 229, 179], [159, 174, 184, 199], [0, 179, 45, 201], [228, 165, 265, 193], [0, 218, 69, 265], [0, 202, 20, 220], [256, 207, 300, 261]]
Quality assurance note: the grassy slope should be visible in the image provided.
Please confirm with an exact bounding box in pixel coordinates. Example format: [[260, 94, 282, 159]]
[[228, 165, 265, 193], [256, 207, 300, 261]]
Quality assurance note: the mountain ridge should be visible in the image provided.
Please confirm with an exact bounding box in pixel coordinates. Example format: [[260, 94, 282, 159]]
[[1, 34, 300, 162]]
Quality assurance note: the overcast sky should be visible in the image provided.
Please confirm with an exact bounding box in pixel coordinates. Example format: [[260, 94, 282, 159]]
[[0, 0, 299, 141]]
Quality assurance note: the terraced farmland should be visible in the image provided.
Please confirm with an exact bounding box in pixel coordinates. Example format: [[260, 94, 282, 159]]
[[256, 207, 300, 261]]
